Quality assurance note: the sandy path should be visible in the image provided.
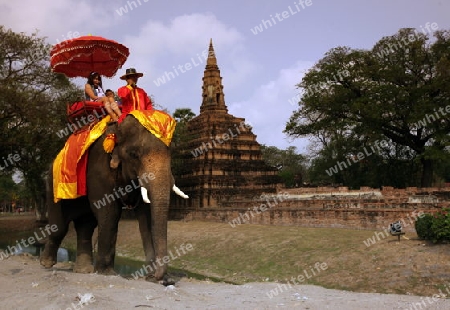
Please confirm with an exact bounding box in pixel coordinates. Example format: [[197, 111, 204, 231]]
[[1, 254, 450, 310]]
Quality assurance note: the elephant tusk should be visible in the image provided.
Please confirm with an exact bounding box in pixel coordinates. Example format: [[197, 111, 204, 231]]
[[173, 185, 189, 199], [140, 187, 151, 203]]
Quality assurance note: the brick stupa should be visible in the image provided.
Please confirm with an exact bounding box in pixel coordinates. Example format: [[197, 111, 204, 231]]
[[174, 40, 280, 208]]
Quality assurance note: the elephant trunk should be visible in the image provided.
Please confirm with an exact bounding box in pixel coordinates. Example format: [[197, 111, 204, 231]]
[[140, 154, 173, 280]]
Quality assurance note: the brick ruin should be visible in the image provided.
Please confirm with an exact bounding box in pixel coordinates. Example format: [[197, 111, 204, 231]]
[[170, 41, 449, 232], [172, 40, 280, 209], [170, 186, 450, 232]]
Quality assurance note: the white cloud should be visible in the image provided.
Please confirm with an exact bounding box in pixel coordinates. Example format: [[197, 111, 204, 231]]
[[121, 12, 242, 78], [0, 0, 114, 44], [123, 13, 244, 59], [228, 60, 314, 151], [119, 12, 257, 112]]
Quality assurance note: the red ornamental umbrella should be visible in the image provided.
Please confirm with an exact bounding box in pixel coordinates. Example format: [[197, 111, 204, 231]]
[[50, 35, 130, 78]]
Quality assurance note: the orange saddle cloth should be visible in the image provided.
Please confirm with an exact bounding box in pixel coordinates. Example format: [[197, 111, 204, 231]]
[[53, 116, 111, 203], [52, 109, 176, 203]]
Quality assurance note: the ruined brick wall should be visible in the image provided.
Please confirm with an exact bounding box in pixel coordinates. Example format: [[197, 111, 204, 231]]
[[169, 187, 450, 231]]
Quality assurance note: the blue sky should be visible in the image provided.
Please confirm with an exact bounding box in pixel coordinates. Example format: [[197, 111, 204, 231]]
[[1, 0, 449, 153]]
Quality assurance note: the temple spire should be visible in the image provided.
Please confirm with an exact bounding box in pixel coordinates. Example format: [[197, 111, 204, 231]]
[[207, 38, 217, 67], [200, 39, 228, 113]]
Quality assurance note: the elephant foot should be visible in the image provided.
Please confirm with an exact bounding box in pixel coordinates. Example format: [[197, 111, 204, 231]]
[[40, 256, 56, 269], [40, 246, 57, 268], [162, 274, 176, 286], [145, 273, 176, 286], [73, 253, 94, 273], [145, 274, 158, 283], [96, 267, 117, 276], [73, 263, 95, 274]]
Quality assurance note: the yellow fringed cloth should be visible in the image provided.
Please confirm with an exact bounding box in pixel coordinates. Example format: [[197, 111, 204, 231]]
[[129, 109, 176, 147], [53, 116, 111, 202]]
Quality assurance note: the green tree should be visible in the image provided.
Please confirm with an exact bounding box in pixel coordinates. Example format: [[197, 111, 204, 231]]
[[0, 174, 18, 212], [173, 108, 196, 123], [0, 27, 80, 220], [260, 145, 307, 187], [171, 107, 196, 148], [171, 108, 196, 178], [307, 135, 421, 188], [285, 28, 450, 187]]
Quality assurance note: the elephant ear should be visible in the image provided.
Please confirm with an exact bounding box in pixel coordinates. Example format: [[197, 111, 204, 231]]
[[128, 110, 176, 146]]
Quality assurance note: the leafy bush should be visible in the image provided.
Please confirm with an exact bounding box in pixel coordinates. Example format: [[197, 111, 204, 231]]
[[430, 209, 450, 243], [415, 213, 435, 240], [415, 209, 450, 243]]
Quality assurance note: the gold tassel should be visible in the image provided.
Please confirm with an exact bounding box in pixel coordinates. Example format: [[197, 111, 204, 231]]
[[103, 133, 116, 153]]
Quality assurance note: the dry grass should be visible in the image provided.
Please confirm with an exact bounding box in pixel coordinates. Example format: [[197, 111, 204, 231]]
[[59, 219, 450, 297]]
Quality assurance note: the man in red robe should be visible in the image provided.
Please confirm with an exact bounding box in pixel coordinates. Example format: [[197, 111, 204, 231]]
[[108, 68, 154, 168], [117, 68, 153, 123]]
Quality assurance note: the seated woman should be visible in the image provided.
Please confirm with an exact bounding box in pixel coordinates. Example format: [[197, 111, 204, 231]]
[[85, 72, 122, 121]]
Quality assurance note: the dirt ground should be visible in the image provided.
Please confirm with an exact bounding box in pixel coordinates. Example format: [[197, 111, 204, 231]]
[[1, 254, 450, 310], [1, 215, 450, 309]]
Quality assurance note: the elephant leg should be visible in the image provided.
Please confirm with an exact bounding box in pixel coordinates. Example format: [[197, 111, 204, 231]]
[[94, 203, 122, 275], [86, 136, 123, 275], [72, 213, 97, 273], [41, 167, 64, 268], [134, 204, 156, 278], [40, 226, 68, 268], [40, 201, 69, 269]]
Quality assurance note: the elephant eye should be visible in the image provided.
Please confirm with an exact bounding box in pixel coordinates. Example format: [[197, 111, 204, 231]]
[[128, 149, 139, 159]]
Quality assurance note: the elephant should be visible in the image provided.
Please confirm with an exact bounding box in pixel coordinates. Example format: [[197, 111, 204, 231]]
[[40, 113, 187, 284]]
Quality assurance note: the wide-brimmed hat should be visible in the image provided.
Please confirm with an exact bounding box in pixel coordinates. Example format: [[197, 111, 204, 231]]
[[120, 68, 144, 80]]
